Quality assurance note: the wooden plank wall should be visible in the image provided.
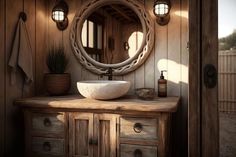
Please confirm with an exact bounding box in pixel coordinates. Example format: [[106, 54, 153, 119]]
[[0, 0, 47, 156], [218, 50, 236, 112], [5, 0, 25, 155], [61, 0, 188, 98]]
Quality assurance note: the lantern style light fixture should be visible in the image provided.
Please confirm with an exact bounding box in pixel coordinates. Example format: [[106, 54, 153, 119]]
[[153, 0, 171, 26], [52, 0, 69, 31]]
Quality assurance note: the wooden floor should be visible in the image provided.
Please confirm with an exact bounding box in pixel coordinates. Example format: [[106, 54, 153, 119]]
[[220, 112, 236, 157]]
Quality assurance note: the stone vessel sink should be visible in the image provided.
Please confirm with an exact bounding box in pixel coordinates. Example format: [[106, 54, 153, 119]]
[[77, 80, 131, 100]]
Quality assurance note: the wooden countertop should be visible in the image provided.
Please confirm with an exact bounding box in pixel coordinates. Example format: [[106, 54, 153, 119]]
[[15, 95, 180, 113]]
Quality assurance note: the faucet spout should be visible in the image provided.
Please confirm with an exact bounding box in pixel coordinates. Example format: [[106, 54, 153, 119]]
[[100, 67, 113, 80], [106, 67, 113, 80]]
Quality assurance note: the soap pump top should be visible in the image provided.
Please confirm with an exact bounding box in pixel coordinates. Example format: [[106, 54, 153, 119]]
[[160, 70, 167, 79]]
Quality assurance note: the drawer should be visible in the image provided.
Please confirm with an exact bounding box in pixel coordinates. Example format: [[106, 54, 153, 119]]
[[32, 137, 65, 156], [120, 117, 158, 140], [31, 112, 65, 134], [120, 144, 157, 157]]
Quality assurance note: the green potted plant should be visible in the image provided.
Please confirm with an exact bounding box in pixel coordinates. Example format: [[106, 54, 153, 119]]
[[44, 46, 70, 95]]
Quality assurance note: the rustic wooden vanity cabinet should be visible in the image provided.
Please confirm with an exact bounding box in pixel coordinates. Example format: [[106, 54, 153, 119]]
[[15, 95, 179, 157]]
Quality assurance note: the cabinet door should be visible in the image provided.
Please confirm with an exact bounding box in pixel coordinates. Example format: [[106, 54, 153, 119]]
[[94, 114, 117, 157], [69, 113, 93, 157]]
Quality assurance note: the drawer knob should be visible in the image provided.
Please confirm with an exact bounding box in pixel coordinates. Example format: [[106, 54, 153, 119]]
[[44, 118, 51, 127], [133, 123, 143, 133], [134, 149, 142, 157], [43, 142, 51, 152]]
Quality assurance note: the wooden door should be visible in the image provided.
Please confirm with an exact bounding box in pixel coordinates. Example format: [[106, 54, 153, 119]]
[[93, 114, 117, 157], [189, 0, 219, 156], [69, 113, 94, 157]]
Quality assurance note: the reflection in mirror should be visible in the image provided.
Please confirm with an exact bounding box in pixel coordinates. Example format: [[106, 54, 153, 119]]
[[80, 4, 143, 64]]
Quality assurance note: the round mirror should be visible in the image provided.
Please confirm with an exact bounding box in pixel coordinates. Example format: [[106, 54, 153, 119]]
[[80, 4, 143, 64], [70, 0, 154, 75]]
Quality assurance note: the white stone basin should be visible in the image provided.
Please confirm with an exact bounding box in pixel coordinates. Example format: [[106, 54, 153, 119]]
[[77, 80, 131, 100]]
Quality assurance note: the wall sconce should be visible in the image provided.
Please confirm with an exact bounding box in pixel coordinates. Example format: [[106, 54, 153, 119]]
[[153, 0, 171, 26], [52, 0, 69, 31]]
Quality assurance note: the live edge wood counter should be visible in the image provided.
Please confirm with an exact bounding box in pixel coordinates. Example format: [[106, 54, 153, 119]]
[[15, 95, 180, 157]]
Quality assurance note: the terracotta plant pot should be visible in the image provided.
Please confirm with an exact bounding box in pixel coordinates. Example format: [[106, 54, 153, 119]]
[[44, 73, 71, 96]]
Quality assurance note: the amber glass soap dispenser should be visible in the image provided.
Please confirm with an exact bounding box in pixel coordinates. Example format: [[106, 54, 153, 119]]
[[158, 70, 167, 97]]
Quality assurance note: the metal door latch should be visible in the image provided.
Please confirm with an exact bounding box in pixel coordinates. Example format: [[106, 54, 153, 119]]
[[204, 64, 217, 88]]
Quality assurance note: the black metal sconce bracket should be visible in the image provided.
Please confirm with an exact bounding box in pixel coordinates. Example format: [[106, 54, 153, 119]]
[[156, 14, 170, 26], [56, 17, 69, 31]]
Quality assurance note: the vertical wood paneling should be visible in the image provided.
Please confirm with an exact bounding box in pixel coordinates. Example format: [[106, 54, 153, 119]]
[[180, 0, 189, 156], [152, 0, 169, 95], [180, 0, 189, 111], [0, 0, 5, 155], [5, 0, 31, 156], [155, 20, 168, 93], [167, 0, 181, 96], [167, 1, 182, 156], [123, 72, 135, 94], [144, 0, 155, 88], [81, 65, 99, 80], [48, 0, 62, 46], [134, 65, 145, 89], [1, 0, 45, 156], [63, 0, 83, 93], [25, 0, 36, 96], [5, 0, 24, 155], [35, 0, 47, 94], [134, 1, 145, 89]]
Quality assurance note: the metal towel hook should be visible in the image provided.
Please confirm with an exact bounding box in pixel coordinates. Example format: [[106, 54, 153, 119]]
[[19, 12, 27, 22]]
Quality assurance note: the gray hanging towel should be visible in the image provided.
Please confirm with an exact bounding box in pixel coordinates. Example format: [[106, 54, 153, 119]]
[[8, 18, 33, 85]]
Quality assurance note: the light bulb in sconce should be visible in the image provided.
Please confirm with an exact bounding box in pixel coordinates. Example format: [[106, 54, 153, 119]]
[[153, 0, 171, 26], [51, 0, 69, 31], [52, 10, 65, 22]]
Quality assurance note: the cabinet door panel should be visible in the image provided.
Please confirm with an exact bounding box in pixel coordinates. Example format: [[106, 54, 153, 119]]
[[94, 114, 117, 157], [69, 113, 93, 157]]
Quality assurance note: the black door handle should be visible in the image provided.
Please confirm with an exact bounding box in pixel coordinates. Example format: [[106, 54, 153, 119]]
[[204, 64, 217, 88]]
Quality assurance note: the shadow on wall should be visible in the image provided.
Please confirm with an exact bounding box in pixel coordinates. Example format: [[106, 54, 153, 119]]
[[5, 108, 24, 157]]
